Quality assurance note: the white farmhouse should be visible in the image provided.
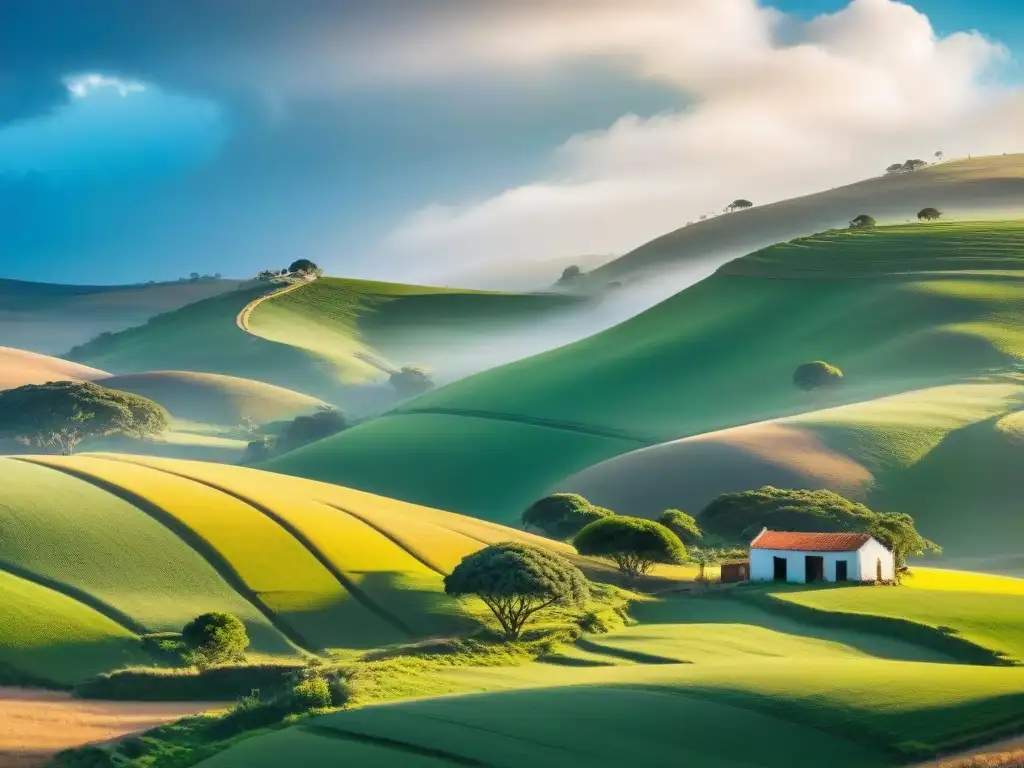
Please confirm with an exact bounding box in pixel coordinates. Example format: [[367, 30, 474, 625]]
[[749, 529, 894, 584]]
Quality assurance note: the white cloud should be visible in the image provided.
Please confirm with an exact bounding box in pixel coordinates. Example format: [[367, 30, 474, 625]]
[[64, 73, 146, 98], [380, 0, 1024, 280]]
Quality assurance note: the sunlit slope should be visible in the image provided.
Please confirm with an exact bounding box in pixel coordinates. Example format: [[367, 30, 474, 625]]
[[596, 154, 1024, 281], [268, 222, 1024, 524], [0, 453, 579, 679], [0, 345, 108, 390], [245, 276, 581, 383], [0, 569, 149, 686], [0, 458, 292, 653], [561, 378, 1024, 556], [98, 371, 327, 426], [0, 277, 242, 355]]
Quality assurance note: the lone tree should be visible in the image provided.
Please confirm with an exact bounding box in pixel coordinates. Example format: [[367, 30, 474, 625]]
[[793, 361, 843, 392], [917, 207, 942, 221], [182, 612, 249, 668], [869, 512, 940, 584], [288, 259, 322, 276], [444, 543, 589, 639], [725, 199, 754, 212], [934, 150, 944, 161], [574, 516, 686, 579], [902, 159, 928, 172], [849, 214, 876, 229], [657, 509, 703, 545], [389, 366, 435, 399], [521, 493, 614, 540], [0, 381, 169, 455], [558, 265, 583, 284], [885, 163, 905, 175]]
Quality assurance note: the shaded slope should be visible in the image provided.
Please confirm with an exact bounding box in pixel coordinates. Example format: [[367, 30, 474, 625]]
[[597, 154, 1024, 281], [0, 277, 242, 355], [98, 370, 327, 426], [267, 221, 1024, 526], [0, 346, 108, 390]]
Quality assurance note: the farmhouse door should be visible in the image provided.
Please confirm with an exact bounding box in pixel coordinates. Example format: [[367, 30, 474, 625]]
[[836, 561, 848, 582], [773, 556, 787, 581], [805, 555, 825, 582]]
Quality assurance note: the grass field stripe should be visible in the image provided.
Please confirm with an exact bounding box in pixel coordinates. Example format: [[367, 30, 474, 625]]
[[13, 457, 315, 653], [299, 723, 491, 767], [96, 456, 418, 639], [390, 407, 655, 444], [0, 557, 145, 636], [317, 502, 449, 575]]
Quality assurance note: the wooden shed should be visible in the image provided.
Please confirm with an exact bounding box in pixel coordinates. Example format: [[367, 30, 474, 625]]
[[720, 560, 750, 583]]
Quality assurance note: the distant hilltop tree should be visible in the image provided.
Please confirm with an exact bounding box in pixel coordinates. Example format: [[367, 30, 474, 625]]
[[885, 163, 905, 175], [934, 150, 944, 161], [885, 159, 928, 175], [725, 199, 754, 213], [849, 214, 876, 229], [917, 207, 942, 221], [390, 366, 435, 399], [287, 259, 323, 277], [793, 361, 843, 392], [557, 265, 583, 285], [256, 269, 279, 281], [0, 381, 169, 455]]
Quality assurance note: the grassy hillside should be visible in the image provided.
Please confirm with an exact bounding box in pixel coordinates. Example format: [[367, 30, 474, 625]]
[[99, 371, 327, 426], [596, 154, 1024, 281], [561, 377, 1024, 557], [0, 453, 584, 685], [65, 276, 581, 408], [267, 221, 1024, 535], [0, 345, 108, 390], [195, 580, 1024, 768], [0, 277, 242, 355]]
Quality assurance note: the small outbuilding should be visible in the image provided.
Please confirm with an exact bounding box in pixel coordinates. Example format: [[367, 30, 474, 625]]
[[749, 529, 894, 584]]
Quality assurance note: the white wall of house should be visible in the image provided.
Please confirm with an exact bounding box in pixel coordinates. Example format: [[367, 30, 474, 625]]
[[857, 538, 896, 582], [750, 545, 893, 583]]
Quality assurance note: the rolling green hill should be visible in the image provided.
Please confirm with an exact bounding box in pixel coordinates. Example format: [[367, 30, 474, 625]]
[[0, 277, 242, 355], [595, 154, 1024, 282], [0, 453, 582, 685], [194, 575, 1024, 768], [266, 221, 1024, 543], [66, 276, 581, 408]]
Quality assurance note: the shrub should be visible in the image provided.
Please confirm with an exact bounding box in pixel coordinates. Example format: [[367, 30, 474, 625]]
[[793, 361, 843, 391], [574, 516, 686, 579], [849, 214, 876, 229], [290, 674, 331, 711], [390, 366, 435, 399], [700, 487, 877, 543], [75, 661, 304, 701], [182, 613, 249, 668], [657, 509, 703, 545], [444, 543, 590, 640], [521, 493, 614, 540]]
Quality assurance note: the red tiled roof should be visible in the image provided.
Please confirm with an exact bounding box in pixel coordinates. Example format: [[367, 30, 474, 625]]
[[751, 530, 873, 552]]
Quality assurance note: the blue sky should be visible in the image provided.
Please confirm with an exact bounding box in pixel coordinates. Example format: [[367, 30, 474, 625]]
[[1, 0, 1022, 286]]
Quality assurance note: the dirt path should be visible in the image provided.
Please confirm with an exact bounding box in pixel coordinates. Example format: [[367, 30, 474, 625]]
[[916, 737, 1024, 767], [235, 277, 313, 333], [0, 687, 224, 768]]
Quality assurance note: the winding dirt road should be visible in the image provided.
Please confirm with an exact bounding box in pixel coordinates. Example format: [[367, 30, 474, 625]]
[[235, 277, 313, 333]]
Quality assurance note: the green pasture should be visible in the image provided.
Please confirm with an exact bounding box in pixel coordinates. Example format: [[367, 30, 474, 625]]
[[271, 222, 1024, 526]]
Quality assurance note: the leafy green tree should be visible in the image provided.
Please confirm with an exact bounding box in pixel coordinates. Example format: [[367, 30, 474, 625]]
[[902, 159, 928, 172], [444, 543, 590, 639], [574, 516, 686, 579], [885, 163, 905, 175], [521, 493, 614, 540], [389, 366, 435, 399], [869, 512, 940, 584], [700, 487, 877, 543], [793, 361, 843, 391], [725, 199, 754, 212], [917, 207, 942, 221], [657, 509, 703, 545], [934, 151, 943, 161], [0, 381, 169, 455], [182, 612, 249, 668], [849, 214, 876, 229], [287, 259, 322, 276]]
